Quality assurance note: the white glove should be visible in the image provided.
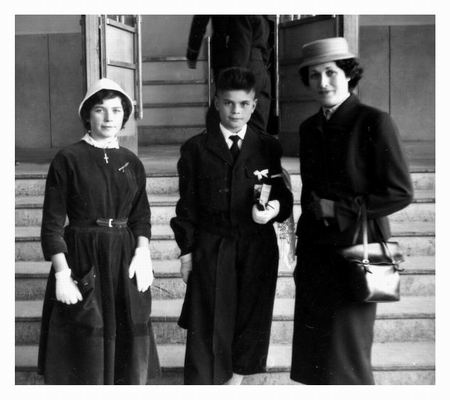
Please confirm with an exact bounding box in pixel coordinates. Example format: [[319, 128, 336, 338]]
[[252, 200, 280, 224], [55, 268, 83, 304], [180, 253, 192, 284], [129, 246, 154, 292]]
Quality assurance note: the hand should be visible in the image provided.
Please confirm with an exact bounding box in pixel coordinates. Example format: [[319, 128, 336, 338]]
[[252, 200, 280, 224], [180, 253, 192, 284], [187, 59, 197, 69], [311, 192, 335, 219], [129, 246, 154, 292], [55, 268, 83, 304]]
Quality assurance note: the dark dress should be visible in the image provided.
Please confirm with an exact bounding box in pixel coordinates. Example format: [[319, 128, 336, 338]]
[[38, 140, 160, 384], [170, 123, 293, 384], [291, 95, 413, 384]]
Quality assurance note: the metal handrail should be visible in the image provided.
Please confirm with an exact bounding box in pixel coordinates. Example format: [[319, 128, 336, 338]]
[[136, 15, 143, 120], [275, 15, 280, 118], [206, 36, 212, 105]]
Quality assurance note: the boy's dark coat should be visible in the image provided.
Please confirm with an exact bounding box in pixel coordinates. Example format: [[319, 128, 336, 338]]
[[171, 123, 293, 384]]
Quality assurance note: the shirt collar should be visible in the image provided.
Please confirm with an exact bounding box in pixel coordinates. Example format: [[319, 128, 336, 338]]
[[219, 123, 247, 145], [81, 133, 120, 149], [322, 93, 351, 119]]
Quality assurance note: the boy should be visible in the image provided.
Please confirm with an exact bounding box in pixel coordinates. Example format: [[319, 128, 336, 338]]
[[170, 67, 293, 385]]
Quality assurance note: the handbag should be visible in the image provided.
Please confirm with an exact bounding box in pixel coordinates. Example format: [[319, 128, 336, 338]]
[[337, 205, 405, 302]]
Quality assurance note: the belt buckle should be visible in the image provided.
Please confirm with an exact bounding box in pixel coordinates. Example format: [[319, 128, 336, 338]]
[[108, 218, 113, 228]]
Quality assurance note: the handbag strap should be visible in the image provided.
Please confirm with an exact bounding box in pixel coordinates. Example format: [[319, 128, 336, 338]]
[[360, 204, 396, 264]]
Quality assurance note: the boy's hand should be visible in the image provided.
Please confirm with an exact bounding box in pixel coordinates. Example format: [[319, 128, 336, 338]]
[[252, 200, 280, 224], [180, 253, 192, 284], [187, 59, 197, 69]]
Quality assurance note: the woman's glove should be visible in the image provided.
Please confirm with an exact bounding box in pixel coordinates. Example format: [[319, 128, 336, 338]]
[[129, 246, 154, 292], [55, 268, 83, 304], [180, 253, 192, 284], [252, 200, 280, 224]]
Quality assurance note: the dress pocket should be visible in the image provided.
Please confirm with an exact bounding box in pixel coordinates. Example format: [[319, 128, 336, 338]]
[[127, 276, 153, 325], [51, 266, 103, 330]]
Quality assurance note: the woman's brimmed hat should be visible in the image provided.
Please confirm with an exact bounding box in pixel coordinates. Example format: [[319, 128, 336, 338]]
[[78, 78, 134, 117], [298, 37, 356, 69]]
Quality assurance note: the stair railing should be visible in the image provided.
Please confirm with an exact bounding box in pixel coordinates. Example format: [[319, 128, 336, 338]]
[[206, 36, 212, 105]]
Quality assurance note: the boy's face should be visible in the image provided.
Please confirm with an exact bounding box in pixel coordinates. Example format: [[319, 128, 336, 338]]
[[214, 89, 257, 133]]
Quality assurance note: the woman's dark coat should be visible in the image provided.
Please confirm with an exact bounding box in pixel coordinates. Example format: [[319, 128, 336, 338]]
[[291, 94, 413, 384], [170, 123, 293, 384]]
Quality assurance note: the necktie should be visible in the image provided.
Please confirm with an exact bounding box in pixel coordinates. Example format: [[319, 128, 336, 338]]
[[323, 108, 332, 120], [229, 135, 240, 162]]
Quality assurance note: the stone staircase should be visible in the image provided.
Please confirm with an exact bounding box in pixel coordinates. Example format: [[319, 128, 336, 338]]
[[138, 56, 209, 146], [15, 154, 435, 384]]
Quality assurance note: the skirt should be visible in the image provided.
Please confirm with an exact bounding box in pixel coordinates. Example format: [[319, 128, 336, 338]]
[[290, 244, 377, 385], [38, 225, 160, 384]]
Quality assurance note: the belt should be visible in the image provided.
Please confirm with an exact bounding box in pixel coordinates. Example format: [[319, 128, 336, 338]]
[[96, 217, 128, 228]]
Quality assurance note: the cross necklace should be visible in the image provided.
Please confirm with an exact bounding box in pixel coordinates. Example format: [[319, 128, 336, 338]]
[[103, 150, 109, 164]]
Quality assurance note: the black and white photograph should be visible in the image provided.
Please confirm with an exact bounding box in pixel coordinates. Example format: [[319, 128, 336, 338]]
[[7, 1, 447, 396]]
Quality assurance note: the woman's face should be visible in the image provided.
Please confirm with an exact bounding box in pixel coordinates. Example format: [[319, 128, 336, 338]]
[[308, 61, 350, 107], [89, 96, 124, 141]]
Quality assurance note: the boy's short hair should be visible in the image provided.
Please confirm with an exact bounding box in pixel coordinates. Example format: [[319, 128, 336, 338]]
[[215, 67, 256, 94]]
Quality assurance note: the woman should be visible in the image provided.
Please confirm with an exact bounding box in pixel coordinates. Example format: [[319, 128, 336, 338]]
[[290, 37, 413, 384], [38, 78, 160, 384]]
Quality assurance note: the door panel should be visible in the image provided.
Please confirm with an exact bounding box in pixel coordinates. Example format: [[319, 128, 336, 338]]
[[278, 15, 358, 156], [99, 15, 142, 154], [49, 33, 85, 147], [358, 26, 390, 112], [15, 34, 51, 148], [390, 25, 435, 141]]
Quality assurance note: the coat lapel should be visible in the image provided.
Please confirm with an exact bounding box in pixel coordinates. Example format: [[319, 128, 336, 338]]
[[205, 123, 234, 166], [234, 126, 261, 169], [327, 94, 361, 128]]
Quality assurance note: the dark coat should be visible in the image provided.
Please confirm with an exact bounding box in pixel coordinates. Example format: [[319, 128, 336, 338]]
[[296, 94, 413, 247], [228, 15, 273, 133], [186, 15, 231, 77], [38, 141, 160, 384], [198, 15, 275, 134], [291, 95, 413, 385], [170, 123, 293, 384]]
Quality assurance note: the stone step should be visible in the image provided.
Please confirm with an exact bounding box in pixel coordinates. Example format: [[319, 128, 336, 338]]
[[142, 104, 208, 126], [142, 59, 208, 81], [143, 81, 208, 104], [15, 255, 435, 301], [15, 296, 435, 346], [15, 169, 435, 198], [14, 224, 436, 262], [15, 175, 181, 197], [15, 196, 435, 228], [15, 225, 180, 262], [138, 126, 203, 146], [14, 341, 435, 384]]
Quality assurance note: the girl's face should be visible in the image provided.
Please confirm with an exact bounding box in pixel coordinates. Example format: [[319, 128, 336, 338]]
[[308, 61, 350, 107], [89, 96, 124, 141]]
